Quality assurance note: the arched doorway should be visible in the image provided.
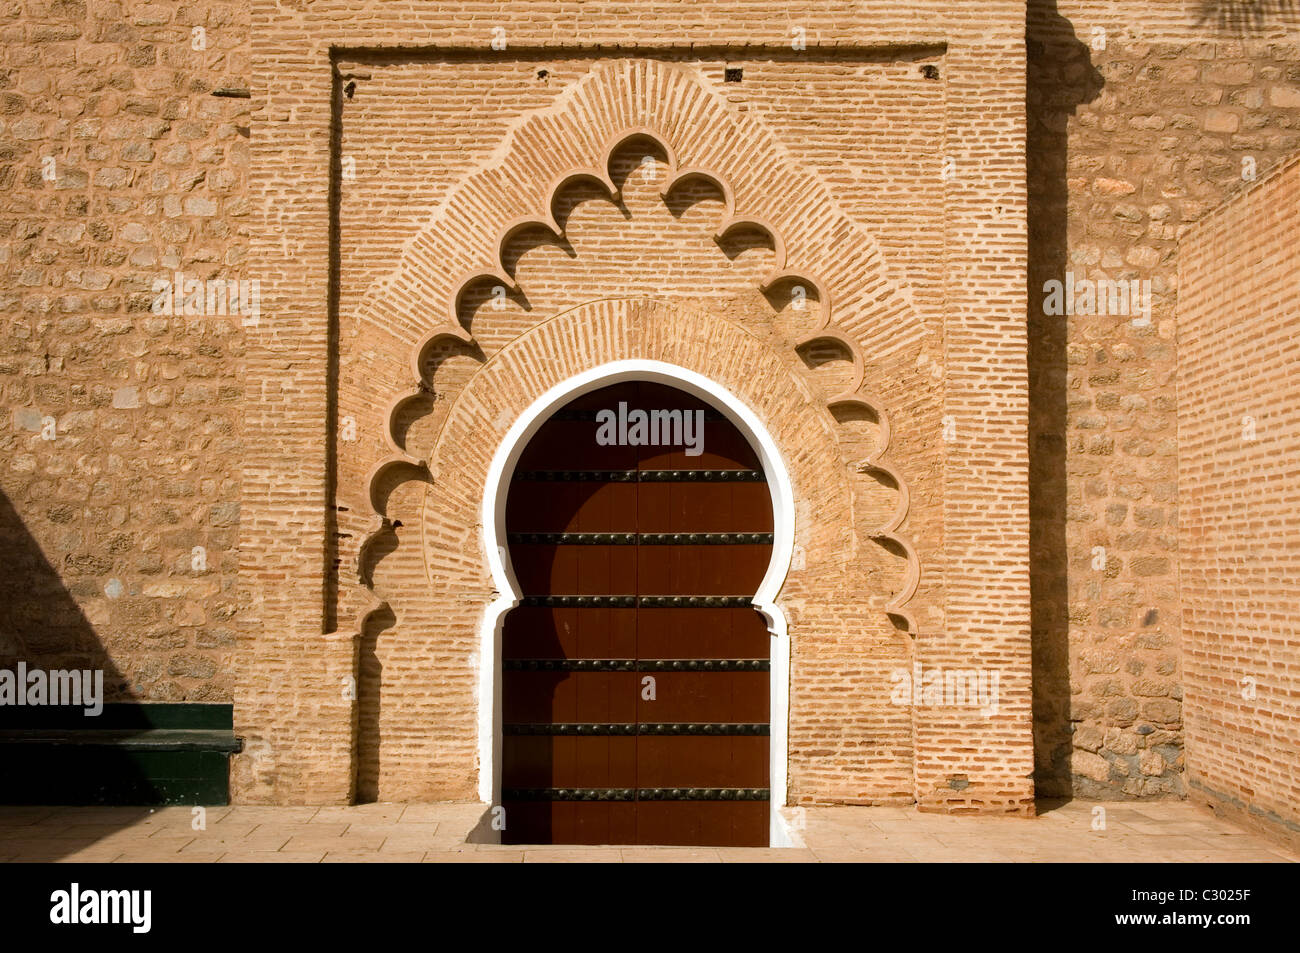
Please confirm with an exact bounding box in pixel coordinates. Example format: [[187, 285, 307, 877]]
[[497, 379, 775, 846]]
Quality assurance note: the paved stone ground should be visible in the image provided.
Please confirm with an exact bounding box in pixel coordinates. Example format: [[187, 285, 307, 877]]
[[0, 799, 1294, 863]]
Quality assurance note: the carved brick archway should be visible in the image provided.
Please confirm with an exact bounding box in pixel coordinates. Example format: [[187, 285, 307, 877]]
[[359, 297, 915, 807], [239, 48, 1034, 818]]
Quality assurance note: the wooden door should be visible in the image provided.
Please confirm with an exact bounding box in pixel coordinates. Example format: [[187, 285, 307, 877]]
[[501, 381, 773, 846]]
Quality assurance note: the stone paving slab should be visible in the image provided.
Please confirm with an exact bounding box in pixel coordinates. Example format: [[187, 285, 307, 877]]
[[0, 800, 1293, 863]]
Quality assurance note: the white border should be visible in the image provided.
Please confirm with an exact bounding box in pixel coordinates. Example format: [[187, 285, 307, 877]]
[[476, 359, 796, 846]]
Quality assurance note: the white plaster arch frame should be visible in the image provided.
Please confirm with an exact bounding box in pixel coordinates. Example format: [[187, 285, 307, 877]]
[[477, 359, 797, 847]]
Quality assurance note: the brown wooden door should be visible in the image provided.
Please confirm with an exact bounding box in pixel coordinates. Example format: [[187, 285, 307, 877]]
[[501, 381, 773, 846]]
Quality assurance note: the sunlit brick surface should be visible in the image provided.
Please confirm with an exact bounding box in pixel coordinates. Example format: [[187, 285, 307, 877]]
[[1028, 3, 1300, 808], [1178, 155, 1300, 852], [229, 1, 1035, 813]]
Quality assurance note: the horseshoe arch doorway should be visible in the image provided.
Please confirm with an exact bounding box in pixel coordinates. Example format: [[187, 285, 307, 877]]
[[489, 372, 786, 846]]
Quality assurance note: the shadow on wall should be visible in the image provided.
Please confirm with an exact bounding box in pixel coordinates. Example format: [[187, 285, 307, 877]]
[[355, 603, 395, 802], [1025, 0, 1104, 799], [0, 486, 140, 711], [0, 487, 129, 693], [0, 485, 148, 860]]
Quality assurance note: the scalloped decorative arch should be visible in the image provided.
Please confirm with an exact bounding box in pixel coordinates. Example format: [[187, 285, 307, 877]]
[[354, 123, 921, 645], [342, 59, 928, 406]]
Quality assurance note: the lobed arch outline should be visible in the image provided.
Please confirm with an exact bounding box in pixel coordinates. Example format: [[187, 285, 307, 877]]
[[477, 358, 798, 847], [364, 126, 919, 639], [345, 60, 936, 536], [344, 92, 937, 800], [417, 125, 831, 352], [350, 56, 926, 346]]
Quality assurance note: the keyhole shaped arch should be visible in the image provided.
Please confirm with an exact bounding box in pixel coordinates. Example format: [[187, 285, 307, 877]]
[[477, 359, 797, 846]]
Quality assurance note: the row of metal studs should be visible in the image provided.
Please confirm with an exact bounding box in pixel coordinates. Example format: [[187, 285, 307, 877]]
[[518, 595, 754, 608], [513, 469, 766, 482], [507, 532, 774, 545]]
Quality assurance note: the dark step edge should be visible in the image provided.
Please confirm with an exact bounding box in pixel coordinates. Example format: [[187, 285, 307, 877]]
[[0, 729, 243, 752], [0, 702, 234, 731]]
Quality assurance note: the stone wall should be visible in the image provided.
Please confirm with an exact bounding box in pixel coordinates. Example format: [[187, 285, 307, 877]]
[[0, 0, 249, 701]]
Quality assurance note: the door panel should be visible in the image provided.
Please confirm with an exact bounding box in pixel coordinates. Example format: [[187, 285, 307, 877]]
[[636, 542, 771, 595], [638, 672, 770, 723], [502, 736, 638, 788], [511, 542, 637, 595], [634, 736, 769, 787], [637, 482, 774, 533], [636, 607, 771, 660], [502, 671, 639, 723], [507, 802, 639, 847], [634, 802, 769, 848], [502, 605, 638, 659]]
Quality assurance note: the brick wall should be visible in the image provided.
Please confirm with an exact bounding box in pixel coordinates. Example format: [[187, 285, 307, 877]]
[[332, 52, 947, 804], [238, 0, 1033, 807], [1177, 153, 1300, 850]]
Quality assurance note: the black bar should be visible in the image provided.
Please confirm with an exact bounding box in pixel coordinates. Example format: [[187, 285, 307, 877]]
[[503, 659, 638, 671], [512, 469, 765, 482], [508, 532, 773, 545], [638, 533, 773, 545], [518, 596, 638, 608], [638, 788, 769, 801], [503, 788, 769, 801], [638, 469, 765, 482], [637, 659, 770, 671], [638, 596, 753, 608], [504, 788, 636, 801], [503, 659, 769, 672], [517, 595, 754, 608], [503, 723, 769, 735]]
